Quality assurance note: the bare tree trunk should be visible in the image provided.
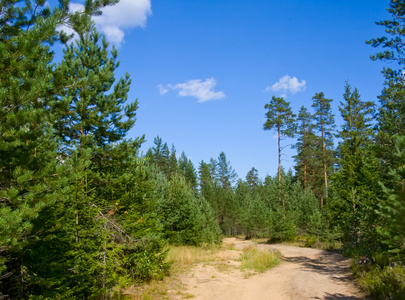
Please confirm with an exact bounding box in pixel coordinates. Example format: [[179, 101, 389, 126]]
[[322, 138, 328, 206], [278, 126, 281, 186], [278, 125, 285, 215]]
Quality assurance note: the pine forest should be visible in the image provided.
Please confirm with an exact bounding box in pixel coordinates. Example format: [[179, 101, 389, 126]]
[[0, 0, 405, 299]]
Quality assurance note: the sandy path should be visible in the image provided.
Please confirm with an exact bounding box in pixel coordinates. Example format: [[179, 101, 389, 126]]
[[172, 238, 365, 300]]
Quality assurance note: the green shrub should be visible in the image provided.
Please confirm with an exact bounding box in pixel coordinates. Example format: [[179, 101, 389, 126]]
[[305, 234, 318, 248], [354, 263, 405, 299]]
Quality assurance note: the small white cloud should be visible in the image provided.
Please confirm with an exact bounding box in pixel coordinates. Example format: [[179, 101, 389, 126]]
[[159, 78, 225, 103], [157, 84, 169, 95], [264, 75, 306, 95]]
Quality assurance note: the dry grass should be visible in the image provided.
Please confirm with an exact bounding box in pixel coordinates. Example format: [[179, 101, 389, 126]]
[[124, 244, 220, 299], [250, 238, 269, 244], [239, 247, 281, 274], [166, 244, 219, 273]]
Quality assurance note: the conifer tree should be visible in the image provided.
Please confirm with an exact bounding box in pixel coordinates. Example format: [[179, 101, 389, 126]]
[[264, 97, 296, 211], [367, 0, 405, 188], [330, 84, 379, 251], [217, 152, 237, 190], [293, 106, 317, 191], [367, 0, 405, 256], [264, 97, 297, 185], [377, 135, 405, 254], [178, 152, 198, 191], [0, 1, 126, 297], [168, 144, 178, 176], [246, 167, 260, 189], [311, 92, 335, 206], [0, 4, 67, 287], [53, 26, 138, 151]]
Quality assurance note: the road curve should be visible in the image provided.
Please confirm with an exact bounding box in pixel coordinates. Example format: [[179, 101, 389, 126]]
[[175, 238, 365, 300]]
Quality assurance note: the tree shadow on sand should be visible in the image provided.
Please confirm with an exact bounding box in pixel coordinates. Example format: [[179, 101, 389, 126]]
[[281, 250, 356, 282], [311, 293, 364, 299]]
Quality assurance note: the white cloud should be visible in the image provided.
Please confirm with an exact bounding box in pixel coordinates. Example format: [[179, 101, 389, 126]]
[[264, 75, 306, 95], [159, 78, 225, 103], [93, 0, 151, 46], [101, 25, 125, 45], [69, 3, 84, 13], [56, 3, 84, 40], [157, 84, 169, 95], [60, 0, 151, 46]]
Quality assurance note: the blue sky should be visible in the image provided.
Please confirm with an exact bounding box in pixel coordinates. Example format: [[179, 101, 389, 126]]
[[58, 0, 392, 181]]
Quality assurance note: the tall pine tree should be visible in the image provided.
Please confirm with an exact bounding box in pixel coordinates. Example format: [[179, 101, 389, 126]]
[[293, 106, 317, 191], [330, 83, 379, 253], [264, 96, 296, 211], [312, 92, 335, 206]]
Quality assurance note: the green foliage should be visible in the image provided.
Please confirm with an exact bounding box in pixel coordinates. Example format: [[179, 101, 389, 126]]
[[53, 26, 138, 150], [293, 106, 318, 191], [327, 84, 380, 255], [376, 135, 405, 255], [197, 153, 240, 236], [0, 1, 170, 297], [158, 174, 221, 245], [311, 92, 335, 204], [355, 264, 405, 300], [216, 152, 238, 190], [264, 97, 296, 186], [264, 96, 297, 138], [239, 248, 281, 273]]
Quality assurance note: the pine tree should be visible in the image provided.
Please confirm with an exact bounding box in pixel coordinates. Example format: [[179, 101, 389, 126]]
[[330, 83, 379, 252], [367, 0, 405, 189], [377, 135, 405, 254], [264, 96, 296, 211], [217, 152, 237, 190], [367, 0, 405, 257], [53, 26, 138, 151], [147, 136, 171, 176], [264, 97, 297, 185], [312, 92, 335, 206], [0, 0, 66, 277], [293, 106, 317, 191], [246, 167, 260, 189], [0, 1, 125, 297], [168, 144, 178, 176], [178, 151, 198, 191]]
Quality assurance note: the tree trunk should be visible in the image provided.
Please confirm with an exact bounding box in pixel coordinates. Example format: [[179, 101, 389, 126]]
[[278, 125, 285, 215], [322, 138, 328, 205], [278, 125, 281, 185]]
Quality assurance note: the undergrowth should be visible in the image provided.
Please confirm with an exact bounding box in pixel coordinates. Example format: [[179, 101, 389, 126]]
[[239, 247, 281, 273], [124, 244, 220, 299], [352, 258, 405, 299]]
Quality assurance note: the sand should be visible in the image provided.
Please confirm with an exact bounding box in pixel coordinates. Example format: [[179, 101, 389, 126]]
[[169, 237, 365, 300]]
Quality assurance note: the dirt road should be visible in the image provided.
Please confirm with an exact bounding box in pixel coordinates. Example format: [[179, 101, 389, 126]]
[[173, 238, 365, 300]]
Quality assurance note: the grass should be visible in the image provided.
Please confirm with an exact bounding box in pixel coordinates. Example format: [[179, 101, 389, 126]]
[[165, 244, 219, 273], [124, 242, 283, 298], [352, 260, 405, 299], [239, 247, 281, 274], [268, 234, 342, 252], [124, 244, 220, 299]]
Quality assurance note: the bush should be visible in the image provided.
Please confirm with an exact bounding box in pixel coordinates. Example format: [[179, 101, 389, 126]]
[[354, 262, 405, 299]]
